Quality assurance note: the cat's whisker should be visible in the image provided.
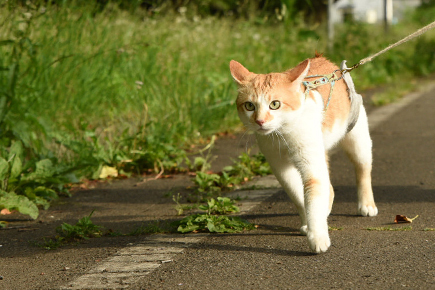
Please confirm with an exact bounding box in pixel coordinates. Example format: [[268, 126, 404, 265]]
[[272, 131, 281, 157], [276, 130, 292, 156], [237, 127, 251, 154]]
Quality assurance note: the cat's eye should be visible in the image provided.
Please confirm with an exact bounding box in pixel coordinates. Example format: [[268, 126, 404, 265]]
[[269, 100, 281, 110], [244, 102, 255, 111]]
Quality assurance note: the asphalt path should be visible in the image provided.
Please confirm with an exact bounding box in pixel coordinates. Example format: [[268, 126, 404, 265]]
[[1, 84, 435, 290], [138, 84, 435, 289]]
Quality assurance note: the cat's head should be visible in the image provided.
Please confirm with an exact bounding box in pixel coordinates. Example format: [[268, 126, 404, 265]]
[[229, 59, 310, 135]]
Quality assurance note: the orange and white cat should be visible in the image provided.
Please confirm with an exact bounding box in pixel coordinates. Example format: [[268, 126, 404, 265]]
[[229, 55, 377, 253]]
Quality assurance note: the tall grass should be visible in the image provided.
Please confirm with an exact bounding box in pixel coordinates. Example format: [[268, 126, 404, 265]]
[[1, 2, 435, 177]]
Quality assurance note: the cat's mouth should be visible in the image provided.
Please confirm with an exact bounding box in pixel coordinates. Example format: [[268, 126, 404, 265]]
[[256, 127, 274, 135]]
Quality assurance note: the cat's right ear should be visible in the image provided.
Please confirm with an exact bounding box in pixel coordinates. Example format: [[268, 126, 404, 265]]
[[288, 59, 310, 93], [230, 60, 253, 85]]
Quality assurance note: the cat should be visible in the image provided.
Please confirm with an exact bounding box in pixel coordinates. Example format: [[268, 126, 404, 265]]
[[229, 55, 378, 253]]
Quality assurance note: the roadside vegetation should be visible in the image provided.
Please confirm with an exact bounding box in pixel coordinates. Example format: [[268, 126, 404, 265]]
[[1, 0, 435, 220]]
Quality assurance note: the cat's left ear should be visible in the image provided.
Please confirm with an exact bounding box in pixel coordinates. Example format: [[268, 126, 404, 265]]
[[288, 59, 310, 91], [229, 60, 254, 85]]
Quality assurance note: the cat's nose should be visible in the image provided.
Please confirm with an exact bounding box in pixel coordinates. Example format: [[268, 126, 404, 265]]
[[256, 120, 265, 126]]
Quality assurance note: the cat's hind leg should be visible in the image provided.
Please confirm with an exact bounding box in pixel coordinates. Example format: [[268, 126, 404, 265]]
[[325, 154, 334, 216], [328, 183, 334, 216], [341, 105, 378, 217]]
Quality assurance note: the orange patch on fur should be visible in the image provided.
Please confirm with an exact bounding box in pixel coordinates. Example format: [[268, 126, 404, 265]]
[[272, 85, 302, 111], [304, 179, 323, 201], [252, 108, 274, 124], [304, 178, 320, 191], [302, 57, 351, 131]]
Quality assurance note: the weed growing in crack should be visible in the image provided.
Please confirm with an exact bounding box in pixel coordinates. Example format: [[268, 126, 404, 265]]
[[173, 197, 255, 233], [36, 211, 103, 250]]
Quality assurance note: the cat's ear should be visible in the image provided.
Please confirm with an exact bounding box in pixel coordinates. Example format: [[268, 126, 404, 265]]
[[230, 60, 254, 85], [287, 59, 310, 90]]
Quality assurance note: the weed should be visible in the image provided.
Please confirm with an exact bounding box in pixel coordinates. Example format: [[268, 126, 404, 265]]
[[176, 214, 255, 233], [0, 141, 74, 219], [423, 228, 435, 231], [185, 136, 217, 173], [56, 211, 103, 240], [329, 226, 343, 231], [190, 152, 272, 201], [38, 237, 65, 251], [199, 197, 240, 215], [172, 193, 198, 215], [365, 226, 412, 231], [173, 197, 255, 233], [36, 211, 103, 249]]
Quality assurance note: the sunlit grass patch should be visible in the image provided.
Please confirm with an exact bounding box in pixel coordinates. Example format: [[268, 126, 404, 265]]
[[371, 80, 417, 106]]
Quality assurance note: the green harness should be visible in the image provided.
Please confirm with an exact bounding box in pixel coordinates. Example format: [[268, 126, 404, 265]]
[[302, 69, 347, 111], [302, 61, 362, 133]]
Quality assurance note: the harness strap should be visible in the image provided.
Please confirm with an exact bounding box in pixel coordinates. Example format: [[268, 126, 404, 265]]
[[340, 60, 362, 133], [303, 72, 339, 111], [302, 61, 362, 133]]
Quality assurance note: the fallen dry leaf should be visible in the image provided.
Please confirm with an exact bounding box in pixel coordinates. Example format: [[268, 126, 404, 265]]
[[99, 165, 118, 179], [1, 209, 13, 215], [394, 214, 419, 223]]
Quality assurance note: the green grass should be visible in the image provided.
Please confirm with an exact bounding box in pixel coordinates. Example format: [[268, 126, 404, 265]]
[[2, 5, 434, 166], [371, 81, 418, 106], [365, 226, 412, 231]]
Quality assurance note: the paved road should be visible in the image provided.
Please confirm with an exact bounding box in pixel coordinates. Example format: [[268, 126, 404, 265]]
[[136, 85, 435, 289], [1, 84, 435, 289]]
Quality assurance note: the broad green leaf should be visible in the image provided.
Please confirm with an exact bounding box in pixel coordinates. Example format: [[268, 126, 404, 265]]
[[33, 196, 50, 210], [64, 173, 79, 183], [207, 221, 217, 232], [177, 224, 199, 233], [10, 155, 22, 179], [9, 141, 24, 161], [24, 187, 37, 199], [0, 191, 38, 219], [34, 159, 54, 177], [0, 157, 9, 181], [22, 159, 54, 181], [34, 186, 58, 201]]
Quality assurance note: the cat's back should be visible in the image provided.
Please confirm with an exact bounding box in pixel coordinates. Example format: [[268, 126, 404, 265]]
[[303, 56, 351, 131]]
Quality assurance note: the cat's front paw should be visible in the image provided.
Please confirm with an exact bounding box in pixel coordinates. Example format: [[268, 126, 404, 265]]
[[299, 225, 308, 236], [358, 204, 378, 217], [307, 230, 331, 253]]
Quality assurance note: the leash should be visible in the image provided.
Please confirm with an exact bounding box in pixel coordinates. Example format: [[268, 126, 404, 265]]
[[303, 20, 435, 111]]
